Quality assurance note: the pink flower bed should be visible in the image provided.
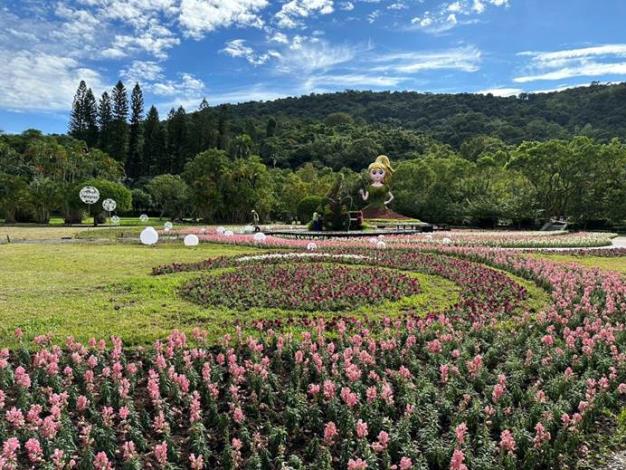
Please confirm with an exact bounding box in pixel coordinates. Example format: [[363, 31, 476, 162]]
[[181, 263, 421, 311], [0, 245, 624, 468]]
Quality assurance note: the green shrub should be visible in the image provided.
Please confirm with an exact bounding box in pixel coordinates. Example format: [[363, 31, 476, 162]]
[[297, 196, 323, 223]]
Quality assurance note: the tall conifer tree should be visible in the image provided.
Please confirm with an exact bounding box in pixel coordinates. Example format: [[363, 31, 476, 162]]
[[126, 83, 144, 179], [97, 92, 114, 155], [69, 81, 88, 140], [143, 105, 166, 176], [83, 88, 99, 147], [110, 81, 129, 163]]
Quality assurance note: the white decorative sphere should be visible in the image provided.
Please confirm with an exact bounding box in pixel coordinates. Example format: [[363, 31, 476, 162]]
[[184, 234, 199, 247], [307, 242, 317, 251], [139, 213, 149, 223], [111, 215, 121, 225], [140, 227, 158, 245], [253, 232, 267, 243], [79, 186, 100, 205], [163, 221, 173, 232], [216, 226, 226, 235], [376, 240, 387, 249], [102, 198, 116, 212], [224, 230, 234, 238]]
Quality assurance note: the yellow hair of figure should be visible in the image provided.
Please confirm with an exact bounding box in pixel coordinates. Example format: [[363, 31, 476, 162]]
[[368, 155, 394, 184]]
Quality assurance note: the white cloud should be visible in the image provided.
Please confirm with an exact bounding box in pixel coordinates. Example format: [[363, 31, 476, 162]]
[[121, 60, 165, 83], [514, 44, 626, 82], [269, 32, 289, 44], [178, 0, 269, 39], [371, 46, 482, 73], [477, 87, 522, 97], [151, 73, 206, 96], [388, 3, 408, 10], [0, 51, 107, 111], [339, 2, 355, 11], [275, 0, 335, 29], [221, 39, 279, 65], [275, 37, 357, 74], [106, 21, 180, 59], [411, 0, 509, 33], [305, 74, 409, 89]]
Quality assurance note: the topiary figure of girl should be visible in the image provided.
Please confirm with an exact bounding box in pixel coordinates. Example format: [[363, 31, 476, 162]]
[[359, 155, 404, 219]]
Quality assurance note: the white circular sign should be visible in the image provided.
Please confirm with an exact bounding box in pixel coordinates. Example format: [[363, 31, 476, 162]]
[[184, 234, 199, 247], [111, 215, 121, 225], [140, 227, 158, 245], [164, 221, 173, 232], [253, 232, 267, 243], [102, 198, 116, 212], [139, 214, 149, 223], [79, 186, 100, 205]]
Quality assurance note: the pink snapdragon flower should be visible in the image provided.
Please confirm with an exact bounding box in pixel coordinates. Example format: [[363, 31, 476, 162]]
[[356, 419, 368, 439], [324, 421, 338, 445], [450, 449, 468, 470], [499, 429, 516, 454]]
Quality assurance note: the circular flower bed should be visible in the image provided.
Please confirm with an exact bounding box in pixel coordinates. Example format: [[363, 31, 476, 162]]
[[181, 262, 421, 311]]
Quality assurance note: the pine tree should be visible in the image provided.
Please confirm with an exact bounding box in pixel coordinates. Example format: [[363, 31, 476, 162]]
[[167, 106, 189, 174], [126, 83, 144, 179], [98, 92, 114, 155], [110, 81, 129, 163], [143, 106, 166, 176], [83, 88, 99, 147], [189, 98, 215, 155], [69, 81, 88, 140]]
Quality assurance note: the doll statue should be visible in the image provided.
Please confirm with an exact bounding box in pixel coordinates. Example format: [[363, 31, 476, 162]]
[[359, 155, 408, 220]]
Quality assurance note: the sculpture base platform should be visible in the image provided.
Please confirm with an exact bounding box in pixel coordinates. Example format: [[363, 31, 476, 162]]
[[267, 225, 433, 240]]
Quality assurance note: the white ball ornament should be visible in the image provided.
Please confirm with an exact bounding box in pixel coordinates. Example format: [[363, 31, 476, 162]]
[[164, 221, 173, 232], [253, 232, 267, 243], [139, 213, 149, 223], [184, 234, 199, 247], [307, 242, 318, 251], [111, 215, 121, 225], [140, 227, 158, 245]]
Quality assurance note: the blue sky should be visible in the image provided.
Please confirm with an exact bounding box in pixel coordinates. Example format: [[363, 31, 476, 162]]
[[1, 0, 625, 134]]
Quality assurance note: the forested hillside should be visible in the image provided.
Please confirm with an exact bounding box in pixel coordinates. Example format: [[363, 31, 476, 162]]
[[2, 81, 626, 228], [225, 82, 626, 147]]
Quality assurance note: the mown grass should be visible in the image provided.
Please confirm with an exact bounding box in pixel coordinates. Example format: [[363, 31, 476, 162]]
[[530, 253, 626, 275], [0, 243, 254, 347], [0, 229, 553, 348]]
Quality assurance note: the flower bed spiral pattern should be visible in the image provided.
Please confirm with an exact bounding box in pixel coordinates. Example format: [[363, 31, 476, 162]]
[[181, 263, 421, 311], [0, 244, 624, 469]]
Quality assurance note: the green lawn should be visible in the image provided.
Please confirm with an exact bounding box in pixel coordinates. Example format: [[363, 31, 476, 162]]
[[0, 242, 255, 347], [0, 241, 470, 348], [532, 254, 626, 275]]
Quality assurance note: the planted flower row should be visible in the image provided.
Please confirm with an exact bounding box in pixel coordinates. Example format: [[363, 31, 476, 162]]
[[0, 246, 624, 468], [181, 263, 421, 311]]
